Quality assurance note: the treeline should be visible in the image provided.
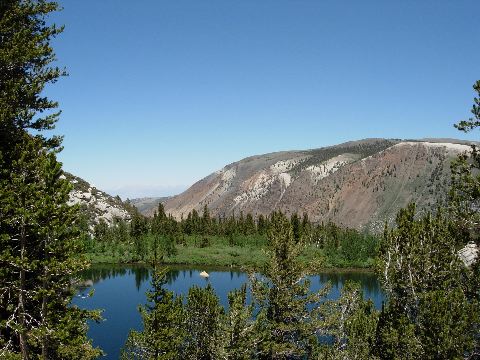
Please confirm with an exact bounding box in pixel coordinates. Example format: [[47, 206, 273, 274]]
[[85, 204, 379, 267], [121, 208, 480, 360], [122, 212, 377, 360]]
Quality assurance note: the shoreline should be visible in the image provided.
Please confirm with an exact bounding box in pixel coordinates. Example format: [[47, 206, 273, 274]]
[[85, 260, 375, 273]]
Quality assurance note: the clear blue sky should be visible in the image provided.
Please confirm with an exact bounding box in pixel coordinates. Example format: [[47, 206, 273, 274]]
[[46, 0, 480, 199]]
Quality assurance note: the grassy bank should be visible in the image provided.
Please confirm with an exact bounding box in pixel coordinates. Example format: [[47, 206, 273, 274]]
[[83, 234, 377, 269]]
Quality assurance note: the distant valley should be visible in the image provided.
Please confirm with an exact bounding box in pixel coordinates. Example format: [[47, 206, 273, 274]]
[[128, 196, 169, 214]]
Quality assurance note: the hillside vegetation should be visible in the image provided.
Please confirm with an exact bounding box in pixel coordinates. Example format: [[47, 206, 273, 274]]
[[158, 138, 474, 232], [84, 204, 379, 269]]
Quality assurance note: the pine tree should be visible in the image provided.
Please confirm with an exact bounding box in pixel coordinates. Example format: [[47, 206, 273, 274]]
[[374, 204, 478, 359], [448, 79, 480, 356], [238, 211, 245, 235], [257, 214, 267, 235], [0, 1, 100, 358], [156, 203, 167, 221], [290, 213, 302, 242], [221, 284, 255, 360], [182, 284, 224, 360], [191, 209, 200, 233], [245, 213, 256, 235], [201, 204, 211, 236], [450, 80, 480, 244], [162, 216, 178, 257], [250, 212, 328, 359], [301, 213, 311, 241], [121, 267, 184, 360], [130, 211, 148, 261], [0, 0, 65, 151], [0, 136, 101, 359], [319, 281, 378, 360]]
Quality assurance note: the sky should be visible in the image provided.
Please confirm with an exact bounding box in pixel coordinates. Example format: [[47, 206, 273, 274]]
[[45, 0, 480, 199]]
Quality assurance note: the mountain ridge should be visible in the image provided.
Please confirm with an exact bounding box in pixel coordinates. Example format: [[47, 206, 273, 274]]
[[149, 138, 474, 232]]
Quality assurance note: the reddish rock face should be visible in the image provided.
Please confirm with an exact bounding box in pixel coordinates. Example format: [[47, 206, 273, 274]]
[[146, 139, 473, 232]]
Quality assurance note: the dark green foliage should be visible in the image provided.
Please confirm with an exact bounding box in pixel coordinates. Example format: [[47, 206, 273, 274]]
[[290, 213, 302, 241], [450, 80, 480, 242], [374, 204, 478, 359], [130, 211, 149, 241], [201, 204, 212, 235], [257, 214, 267, 235], [0, 136, 102, 359], [378, 205, 465, 313], [120, 213, 377, 359], [373, 301, 421, 360], [130, 211, 148, 260], [0, 1, 100, 358], [319, 281, 379, 360], [182, 284, 224, 360], [371, 87, 480, 360], [316, 223, 379, 267], [121, 267, 184, 360], [86, 205, 379, 268], [250, 212, 329, 359], [0, 0, 65, 151], [200, 236, 211, 248], [244, 213, 256, 236], [222, 284, 255, 360], [417, 289, 477, 359]]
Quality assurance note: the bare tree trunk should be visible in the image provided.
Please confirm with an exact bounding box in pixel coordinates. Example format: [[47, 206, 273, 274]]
[[41, 235, 49, 360], [19, 222, 29, 360], [41, 275, 48, 359]]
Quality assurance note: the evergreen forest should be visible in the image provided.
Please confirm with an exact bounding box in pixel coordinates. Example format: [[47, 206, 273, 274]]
[[1, 1, 480, 359]]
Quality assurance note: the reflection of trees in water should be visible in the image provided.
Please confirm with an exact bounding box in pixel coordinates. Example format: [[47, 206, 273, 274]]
[[78, 266, 382, 304], [135, 267, 150, 290], [165, 270, 180, 285], [231, 271, 243, 280], [79, 264, 130, 284], [78, 265, 182, 290], [317, 272, 381, 295]]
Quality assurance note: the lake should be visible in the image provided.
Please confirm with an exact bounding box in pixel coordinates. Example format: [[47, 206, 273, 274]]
[[73, 265, 384, 359]]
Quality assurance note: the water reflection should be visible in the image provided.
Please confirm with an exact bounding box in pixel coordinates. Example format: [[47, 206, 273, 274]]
[[74, 265, 384, 360]]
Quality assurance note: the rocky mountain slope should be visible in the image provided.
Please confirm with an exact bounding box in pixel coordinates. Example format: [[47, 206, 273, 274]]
[[64, 173, 133, 227], [160, 139, 475, 232], [128, 197, 169, 215]]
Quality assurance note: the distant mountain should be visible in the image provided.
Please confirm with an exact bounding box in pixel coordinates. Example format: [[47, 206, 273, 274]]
[[156, 139, 475, 232], [63, 173, 134, 227], [128, 197, 170, 215]]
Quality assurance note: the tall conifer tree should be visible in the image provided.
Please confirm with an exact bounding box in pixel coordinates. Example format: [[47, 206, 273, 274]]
[[250, 212, 328, 359], [0, 1, 100, 358], [121, 267, 184, 360]]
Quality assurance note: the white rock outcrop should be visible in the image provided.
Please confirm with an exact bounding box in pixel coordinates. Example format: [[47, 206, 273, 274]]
[[68, 187, 130, 226], [458, 242, 478, 267]]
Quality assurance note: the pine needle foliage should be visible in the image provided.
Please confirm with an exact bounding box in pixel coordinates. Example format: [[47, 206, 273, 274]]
[[375, 204, 478, 359], [182, 284, 225, 360], [221, 284, 255, 360], [450, 80, 480, 242], [121, 266, 184, 360], [0, 136, 102, 359], [250, 212, 330, 360], [0, 1, 101, 358]]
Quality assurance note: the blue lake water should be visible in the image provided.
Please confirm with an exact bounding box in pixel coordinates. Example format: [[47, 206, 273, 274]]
[[73, 265, 384, 359]]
